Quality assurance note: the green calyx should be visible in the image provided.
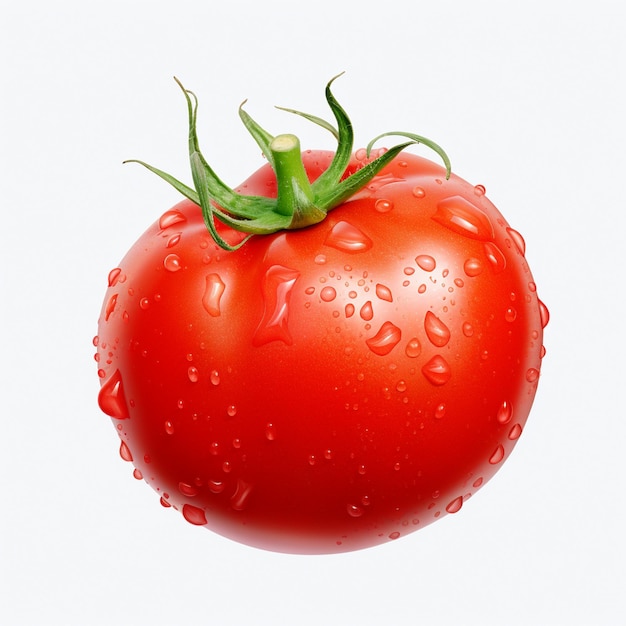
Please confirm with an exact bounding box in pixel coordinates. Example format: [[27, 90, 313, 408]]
[[125, 73, 451, 251]]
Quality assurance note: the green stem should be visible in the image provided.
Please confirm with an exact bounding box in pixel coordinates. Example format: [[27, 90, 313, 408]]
[[270, 134, 326, 228]]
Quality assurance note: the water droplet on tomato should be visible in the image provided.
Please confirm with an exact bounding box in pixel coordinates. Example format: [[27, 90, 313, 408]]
[[396, 380, 407, 392], [539, 299, 550, 328], [163, 253, 182, 272], [139, 297, 150, 310], [374, 198, 393, 213], [187, 366, 199, 383], [179, 482, 199, 497], [360, 301, 374, 321], [345, 303, 355, 318], [133, 468, 143, 480], [347, 504, 364, 518], [227, 405, 237, 417], [497, 400, 513, 424], [230, 479, 253, 511], [473, 184, 486, 196], [166, 232, 182, 248], [314, 254, 327, 265], [202, 273, 226, 317], [412, 186, 426, 198], [119, 440, 133, 462], [366, 321, 402, 356], [375, 283, 393, 302], [108, 268, 123, 287], [445, 496, 463, 514], [159, 209, 187, 230], [506, 228, 526, 255], [210, 370, 220, 386], [208, 480, 225, 494], [253, 265, 300, 346], [164, 420, 175, 435], [320, 286, 337, 302], [416, 254, 436, 272], [433, 196, 495, 241], [104, 293, 118, 321], [505, 307, 517, 322], [462, 322, 474, 337], [435, 403, 446, 419], [98, 370, 130, 419], [483, 243, 506, 273], [324, 221, 373, 253], [405, 338, 422, 358], [526, 368, 540, 383], [489, 444, 505, 465], [508, 423, 523, 440], [182, 503, 207, 525], [265, 423, 277, 441], [388, 531, 401, 540], [463, 257, 483, 277], [160, 497, 171, 508], [421, 355, 451, 386], [424, 311, 451, 347], [473, 477, 483, 488]]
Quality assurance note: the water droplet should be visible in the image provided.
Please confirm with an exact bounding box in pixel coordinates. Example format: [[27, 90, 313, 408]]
[[375, 283, 393, 302], [159, 209, 187, 230], [473, 477, 483, 488], [227, 405, 237, 417], [166, 232, 181, 248], [265, 423, 277, 441], [416, 254, 436, 272], [405, 337, 422, 358], [506, 228, 526, 255], [366, 321, 402, 356], [473, 184, 486, 196], [347, 503, 364, 517], [210, 370, 220, 386], [179, 482, 199, 497], [462, 322, 474, 337], [539, 299, 550, 328], [182, 503, 207, 525], [496, 400, 513, 424], [314, 254, 327, 265], [98, 369, 130, 419], [160, 497, 171, 508], [202, 273, 226, 317], [388, 531, 401, 540], [163, 253, 182, 272], [105, 293, 118, 321], [424, 311, 451, 347], [412, 186, 426, 198], [164, 420, 175, 435], [345, 303, 355, 318], [320, 286, 337, 302], [421, 355, 451, 386], [489, 444, 505, 465], [119, 440, 133, 462], [526, 368, 540, 383], [483, 242, 506, 273], [253, 265, 300, 346], [433, 196, 495, 241], [508, 423, 523, 440], [208, 480, 225, 494], [133, 468, 143, 480], [139, 297, 150, 310], [463, 257, 483, 277], [396, 380, 407, 392], [374, 198, 393, 213], [505, 307, 517, 322], [187, 366, 199, 383], [324, 221, 373, 253], [230, 479, 253, 511], [360, 301, 374, 321], [446, 496, 463, 514], [434, 403, 446, 419], [107, 268, 123, 287]]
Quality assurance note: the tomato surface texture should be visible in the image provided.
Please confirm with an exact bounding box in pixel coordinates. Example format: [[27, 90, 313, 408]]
[[95, 147, 548, 554]]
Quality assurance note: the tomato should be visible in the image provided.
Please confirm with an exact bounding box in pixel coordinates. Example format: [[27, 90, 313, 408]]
[[95, 78, 548, 554]]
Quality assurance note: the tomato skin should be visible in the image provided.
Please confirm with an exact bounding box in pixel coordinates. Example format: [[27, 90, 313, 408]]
[[96, 151, 546, 554]]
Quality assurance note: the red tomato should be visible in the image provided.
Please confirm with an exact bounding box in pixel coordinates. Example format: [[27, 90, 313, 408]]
[[96, 147, 548, 554]]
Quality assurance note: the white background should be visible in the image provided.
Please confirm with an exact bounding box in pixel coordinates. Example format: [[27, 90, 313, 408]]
[[2, 1, 624, 624]]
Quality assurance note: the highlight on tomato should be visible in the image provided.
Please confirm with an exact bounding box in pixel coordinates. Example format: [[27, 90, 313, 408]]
[[95, 75, 549, 554]]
